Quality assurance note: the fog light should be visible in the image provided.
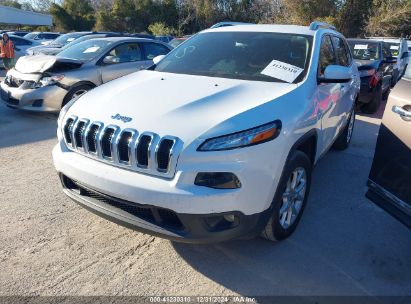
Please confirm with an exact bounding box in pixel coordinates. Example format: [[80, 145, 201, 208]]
[[194, 172, 241, 189]]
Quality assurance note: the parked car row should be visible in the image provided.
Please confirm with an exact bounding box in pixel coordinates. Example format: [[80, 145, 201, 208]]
[[346, 37, 409, 114], [1, 23, 409, 242], [0, 37, 171, 111]]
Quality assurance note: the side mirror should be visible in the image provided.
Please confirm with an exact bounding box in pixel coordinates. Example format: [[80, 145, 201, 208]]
[[318, 65, 352, 83], [103, 55, 120, 64], [401, 52, 409, 59], [153, 55, 166, 65]]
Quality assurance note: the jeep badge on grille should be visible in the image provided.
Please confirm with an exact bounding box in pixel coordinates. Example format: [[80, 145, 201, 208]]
[[111, 114, 132, 123]]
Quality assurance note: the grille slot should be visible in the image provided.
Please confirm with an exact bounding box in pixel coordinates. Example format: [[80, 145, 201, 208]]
[[64, 118, 75, 144], [86, 124, 100, 153], [101, 128, 115, 158], [74, 121, 86, 148], [136, 135, 152, 167], [118, 131, 133, 163], [157, 139, 175, 172], [62, 118, 182, 178]]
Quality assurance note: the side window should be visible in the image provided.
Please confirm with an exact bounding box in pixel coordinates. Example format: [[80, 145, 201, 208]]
[[37, 33, 45, 39], [332, 36, 350, 67], [143, 42, 170, 60], [45, 34, 58, 39], [108, 43, 142, 63], [11, 37, 30, 46], [318, 35, 337, 76]]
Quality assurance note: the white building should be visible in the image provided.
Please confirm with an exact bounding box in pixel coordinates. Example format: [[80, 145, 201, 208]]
[[0, 5, 52, 27]]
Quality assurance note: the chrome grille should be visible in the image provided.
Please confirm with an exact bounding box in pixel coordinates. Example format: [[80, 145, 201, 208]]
[[62, 116, 182, 178]]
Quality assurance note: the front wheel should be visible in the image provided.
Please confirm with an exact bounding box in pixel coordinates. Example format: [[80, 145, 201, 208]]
[[62, 84, 93, 108], [261, 151, 312, 242]]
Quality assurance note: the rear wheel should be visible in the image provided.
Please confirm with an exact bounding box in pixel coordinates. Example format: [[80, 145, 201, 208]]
[[333, 107, 355, 150], [361, 83, 382, 114], [261, 151, 312, 242]]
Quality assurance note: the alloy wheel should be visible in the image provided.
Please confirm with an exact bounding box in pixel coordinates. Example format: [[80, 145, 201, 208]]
[[279, 167, 307, 229]]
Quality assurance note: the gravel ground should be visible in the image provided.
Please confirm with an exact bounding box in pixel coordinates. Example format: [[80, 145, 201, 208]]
[[0, 98, 410, 298]]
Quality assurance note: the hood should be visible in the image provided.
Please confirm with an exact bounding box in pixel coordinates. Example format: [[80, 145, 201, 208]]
[[67, 70, 297, 146], [15, 55, 82, 74], [354, 59, 379, 70]]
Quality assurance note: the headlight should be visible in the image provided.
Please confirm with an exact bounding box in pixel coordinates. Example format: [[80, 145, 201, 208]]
[[359, 69, 375, 78], [37, 74, 64, 88], [198, 120, 282, 152]]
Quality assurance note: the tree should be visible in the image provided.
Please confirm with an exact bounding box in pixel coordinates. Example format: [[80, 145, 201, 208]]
[[336, 0, 373, 37], [148, 21, 176, 35], [50, 0, 95, 31], [0, 0, 22, 9], [282, 0, 338, 25], [366, 0, 411, 37]]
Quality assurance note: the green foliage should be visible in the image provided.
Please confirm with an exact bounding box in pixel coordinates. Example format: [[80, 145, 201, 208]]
[[148, 22, 176, 36], [366, 0, 411, 37], [50, 0, 95, 31], [0, 0, 21, 9], [12, 0, 409, 38]]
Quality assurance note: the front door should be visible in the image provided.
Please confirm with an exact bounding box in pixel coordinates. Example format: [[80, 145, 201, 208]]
[[316, 35, 341, 153], [100, 43, 147, 83], [367, 76, 411, 228]]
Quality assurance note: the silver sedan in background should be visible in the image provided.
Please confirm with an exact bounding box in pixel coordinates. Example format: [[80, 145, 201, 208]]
[[0, 37, 172, 112]]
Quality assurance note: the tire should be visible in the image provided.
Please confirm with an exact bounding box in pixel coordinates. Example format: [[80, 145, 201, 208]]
[[261, 151, 312, 242], [333, 107, 355, 150], [62, 84, 93, 108], [361, 83, 382, 114]]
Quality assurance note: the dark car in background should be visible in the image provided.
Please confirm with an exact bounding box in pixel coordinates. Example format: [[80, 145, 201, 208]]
[[6, 31, 29, 37], [26, 32, 98, 55], [23, 32, 61, 44], [347, 39, 396, 113], [366, 64, 411, 229], [30, 33, 124, 56]]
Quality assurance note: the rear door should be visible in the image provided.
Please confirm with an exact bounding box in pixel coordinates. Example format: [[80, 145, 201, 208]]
[[367, 74, 411, 228], [99, 42, 145, 83]]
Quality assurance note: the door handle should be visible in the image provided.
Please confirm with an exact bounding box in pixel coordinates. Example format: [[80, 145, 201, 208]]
[[392, 105, 411, 121]]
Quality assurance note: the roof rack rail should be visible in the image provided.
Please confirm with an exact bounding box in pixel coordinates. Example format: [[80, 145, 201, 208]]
[[309, 21, 336, 31], [366, 36, 402, 39]]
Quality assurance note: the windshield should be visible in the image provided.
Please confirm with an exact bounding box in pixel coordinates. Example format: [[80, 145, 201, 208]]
[[348, 41, 380, 61], [57, 40, 111, 61], [51, 33, 85, 46], [24, 32, 38, 39], [155, 32, 312, 83], [384, 42, 400, 57], [61, 35, 102, 50]]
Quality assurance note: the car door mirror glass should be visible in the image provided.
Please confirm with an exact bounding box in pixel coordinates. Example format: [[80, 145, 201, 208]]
[[153, 55, 166, 65], [401, 52, 409, 59], [319, 65, 352, 83], [103, 55, 120, 64]]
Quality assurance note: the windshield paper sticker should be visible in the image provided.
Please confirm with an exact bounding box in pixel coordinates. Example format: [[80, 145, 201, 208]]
[[261, 60, 304, 83], [354, 44, 368, 50], [390, 45, 399, 50], [67, 38, 76, 42], [83, 46, 100, 53]]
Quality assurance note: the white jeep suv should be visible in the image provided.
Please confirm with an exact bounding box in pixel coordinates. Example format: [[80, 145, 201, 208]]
[[53, 22, 360, 243]]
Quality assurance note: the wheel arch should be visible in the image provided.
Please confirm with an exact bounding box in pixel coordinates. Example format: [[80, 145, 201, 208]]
[[62, 81, 97, 107]]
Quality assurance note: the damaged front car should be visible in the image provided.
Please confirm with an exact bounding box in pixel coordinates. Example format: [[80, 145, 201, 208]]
[[0, 37, 171, 112]]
